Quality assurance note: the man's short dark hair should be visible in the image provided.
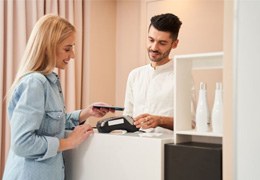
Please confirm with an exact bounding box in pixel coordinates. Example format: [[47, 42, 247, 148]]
[[149, 13, 182, 40]]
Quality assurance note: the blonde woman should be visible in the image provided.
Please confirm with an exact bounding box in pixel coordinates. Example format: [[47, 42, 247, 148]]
[[3, 14, 113, 180]]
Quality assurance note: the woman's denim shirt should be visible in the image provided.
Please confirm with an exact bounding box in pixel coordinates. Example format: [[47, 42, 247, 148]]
[[3, 72, 81, 180]]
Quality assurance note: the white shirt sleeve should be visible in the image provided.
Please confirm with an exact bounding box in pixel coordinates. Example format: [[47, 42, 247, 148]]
[[123, 71, 134, 117]]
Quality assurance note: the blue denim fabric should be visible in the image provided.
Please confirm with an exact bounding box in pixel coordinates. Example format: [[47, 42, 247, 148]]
[[3, 72, 81, 180]]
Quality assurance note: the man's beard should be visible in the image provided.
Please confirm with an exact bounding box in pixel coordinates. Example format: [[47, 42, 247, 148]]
[[148, 48, 171, 62]]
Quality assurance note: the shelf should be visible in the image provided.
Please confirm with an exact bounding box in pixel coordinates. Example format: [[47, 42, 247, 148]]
[[173, 51, 224, 144], [176, 130, 222, 138]]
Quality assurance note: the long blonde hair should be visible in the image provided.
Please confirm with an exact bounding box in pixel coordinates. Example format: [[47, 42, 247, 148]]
[[7, 14, 76, 102]]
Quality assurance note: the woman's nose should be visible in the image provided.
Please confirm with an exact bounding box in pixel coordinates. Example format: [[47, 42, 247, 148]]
[[70, 48, 75, 59]]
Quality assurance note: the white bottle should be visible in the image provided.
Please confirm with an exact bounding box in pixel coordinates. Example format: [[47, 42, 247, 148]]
[[195, 82, 210, 132], [212, 82, 223, 134]]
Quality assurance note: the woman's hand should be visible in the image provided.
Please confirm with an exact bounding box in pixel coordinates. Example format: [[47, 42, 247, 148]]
[[59, 124, 93, 151], [88, 102, 115, 117], [79, 102, 115, 123]]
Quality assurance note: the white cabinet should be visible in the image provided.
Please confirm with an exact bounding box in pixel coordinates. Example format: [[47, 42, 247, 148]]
[[173, 52, 223, 144], [64, 130, 173, 180]]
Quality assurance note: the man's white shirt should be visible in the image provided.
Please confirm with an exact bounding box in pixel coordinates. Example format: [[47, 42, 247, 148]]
[[124, 60, 174, 118]]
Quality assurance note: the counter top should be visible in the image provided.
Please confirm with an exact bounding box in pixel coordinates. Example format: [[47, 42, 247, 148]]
[[91, 128, 174, 139]]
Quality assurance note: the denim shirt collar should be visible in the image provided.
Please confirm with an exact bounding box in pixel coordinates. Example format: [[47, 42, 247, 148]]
[[45, 72, 59, 84]]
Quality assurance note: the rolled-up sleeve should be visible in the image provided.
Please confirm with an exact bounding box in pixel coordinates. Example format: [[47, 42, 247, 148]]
[[35, 136, 59, 161], [10, 76, 59, 161]]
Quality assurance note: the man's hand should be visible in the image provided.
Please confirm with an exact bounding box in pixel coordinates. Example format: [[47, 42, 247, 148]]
[[134, 114, 160, 129], [134, 114, 173, 130]]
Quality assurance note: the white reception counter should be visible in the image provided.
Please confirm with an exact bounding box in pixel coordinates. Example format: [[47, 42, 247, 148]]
[[64, 129, 174, 180]]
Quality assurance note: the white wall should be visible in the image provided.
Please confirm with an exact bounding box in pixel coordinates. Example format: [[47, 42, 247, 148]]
[[234, 1, 260, 179], [116, 0, 141, 110], [83, 0, 117, 126]]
